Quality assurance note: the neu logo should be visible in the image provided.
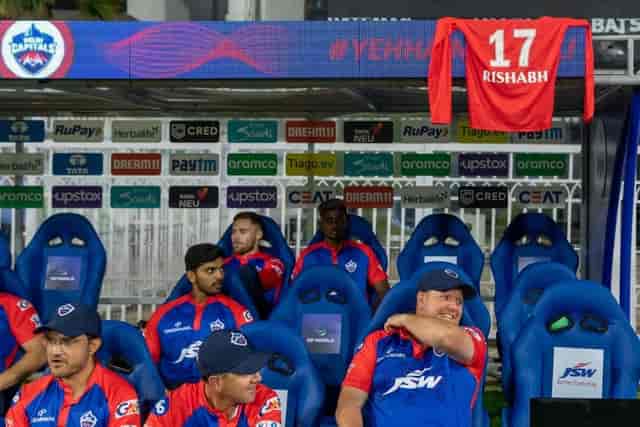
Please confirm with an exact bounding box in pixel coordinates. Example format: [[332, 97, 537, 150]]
[[559, 362, 597, 379]]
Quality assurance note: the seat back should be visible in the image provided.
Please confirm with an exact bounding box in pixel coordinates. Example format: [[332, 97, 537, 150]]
[[97, 320, 165, 418], [397, 213, 484, 285], [490, 213, 578, 317], [242, 321, 325, 427], [218, 214, 295, 301], [16, 213, 106, 322], [269, 266, 371, 387], [510, 280, 640, 427], [0, 231, 27, 299], [497, 262, 577, 398], [309, 214, 388, 272]]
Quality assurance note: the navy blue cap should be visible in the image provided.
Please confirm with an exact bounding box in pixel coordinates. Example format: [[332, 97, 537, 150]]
[[417, 268, 477, 299], [36, 303, 102, 338], [198, 329, 271, 377]]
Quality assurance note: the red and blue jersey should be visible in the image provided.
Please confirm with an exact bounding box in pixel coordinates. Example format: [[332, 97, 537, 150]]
[[144, 382, 282, 427], [343, 327, 486, 427], [224, 252, 285, 305], [5, 363, 140, 427], [0, 293, 41, 372], [144, 293, 254, 389], [291, 241, 387, 295]]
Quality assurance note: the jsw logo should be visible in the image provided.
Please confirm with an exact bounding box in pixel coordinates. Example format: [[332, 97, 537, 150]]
[[171, 341, 203, 364], [382, 368, 442, 396], [559, 362, 597, 379]]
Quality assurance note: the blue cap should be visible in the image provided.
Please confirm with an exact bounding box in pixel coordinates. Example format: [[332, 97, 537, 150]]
[[36, 303, 102, 338], [417, 268, 477, 299], [198, 329, 271, 377]]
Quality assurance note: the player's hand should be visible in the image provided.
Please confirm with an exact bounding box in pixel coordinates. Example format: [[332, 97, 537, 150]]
[[384, 314, 408, 332]]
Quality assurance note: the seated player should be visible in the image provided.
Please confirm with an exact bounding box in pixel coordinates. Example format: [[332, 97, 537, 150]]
[[144, 243, 254, 389]]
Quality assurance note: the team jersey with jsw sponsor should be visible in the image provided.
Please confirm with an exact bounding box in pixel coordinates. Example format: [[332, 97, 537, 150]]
[[343, 327, 486, 427], [144, 294, 253, 389], [224, 252, 285, 305], [144, 382, 282, 427], [5, 363, 140, 427], [429, 17, 594, 131], [291, 241, 387, 296], [0, 293, 41, 372]]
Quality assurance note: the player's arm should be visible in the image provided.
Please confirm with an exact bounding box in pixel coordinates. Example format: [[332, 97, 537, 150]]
[[0, 334, 46, 391], [336, 386, 368, 427], [364, 247, 389, 307], [143, 312, 162, 363], [258, 257, 285, 291], [109, 394, 141, 427]]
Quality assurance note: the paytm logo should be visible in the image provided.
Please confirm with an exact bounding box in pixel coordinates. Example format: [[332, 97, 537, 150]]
[[559, 362, 597, 379], [382, 368, 442, 396]]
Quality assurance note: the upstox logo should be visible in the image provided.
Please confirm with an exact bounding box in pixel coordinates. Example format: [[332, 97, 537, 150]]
[[227, 153, 277, 176]]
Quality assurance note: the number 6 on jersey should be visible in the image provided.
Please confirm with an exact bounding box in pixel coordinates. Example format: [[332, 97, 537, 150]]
[[489, 29, 536, 68]]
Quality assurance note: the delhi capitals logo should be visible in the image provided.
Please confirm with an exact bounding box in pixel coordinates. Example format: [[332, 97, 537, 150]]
[[0, 21, 73, 78]]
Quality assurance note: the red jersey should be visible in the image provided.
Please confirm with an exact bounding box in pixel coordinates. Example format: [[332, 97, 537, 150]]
[[0, 293, 41, 371], [429, 17, 594, 131]]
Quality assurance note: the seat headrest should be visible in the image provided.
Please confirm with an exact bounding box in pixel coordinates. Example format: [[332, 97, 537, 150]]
[[28, 213, 104, 247]]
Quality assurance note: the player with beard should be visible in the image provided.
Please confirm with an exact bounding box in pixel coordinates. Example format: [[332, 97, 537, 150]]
[[145, 244, 254, 389], [6, 303, 140, 427]]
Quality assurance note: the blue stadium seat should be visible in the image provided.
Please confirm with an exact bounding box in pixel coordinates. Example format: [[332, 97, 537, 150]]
[[397, 213, 484, 285], [165, 272, 259, 320], [242, 321, 325, 427], [497, 262, 576, 399], [97, 320, 165, 419], [510, 280, 640, 427], [490, 213, 578, 318], [218, 214, 295, 302], [0, 231, 27, 299], [309, 214, 388, 272], [269, 266, 372, 388], [361, 263, 490, 427], [15, 213, 106, 322]]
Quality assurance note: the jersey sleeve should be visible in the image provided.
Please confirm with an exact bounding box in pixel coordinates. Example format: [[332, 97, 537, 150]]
[[257, 256, 285, 291], [361, 245, 387, 286], [225, 297, 254, 326], [341, 330, 384, 393], [6, 387, 32, 427], [143, 397, 172, 427], [4, 296, 40, 346], [251, 386, 283, 426], [290, 253, 306, 281], [108, 386, 141, 427], [462, 326, 487, 407], [143, 311, 163, 364]]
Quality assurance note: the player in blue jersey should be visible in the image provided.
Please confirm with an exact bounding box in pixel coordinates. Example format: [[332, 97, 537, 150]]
[[336, 268, 486, 427], [6, 303, 140, 427], [292, 199, 389, 307]]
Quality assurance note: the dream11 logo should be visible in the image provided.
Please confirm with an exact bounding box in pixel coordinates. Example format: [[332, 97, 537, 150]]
[[0, 21, 74, 78]]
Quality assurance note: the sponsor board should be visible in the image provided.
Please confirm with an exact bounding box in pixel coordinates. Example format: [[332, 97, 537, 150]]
[[302, 313, 342, 354], [111, 186, 161, 208], [458, 153, 509, 177], [169, 120, 219, 142], [52, 120, 103, 142], [227, 186, 278, 208], [511, 123, 566, 144], [344, 152, 393, 176], [52, 153, 103, 176], [552, 347, 604, 398], [227, 153, 278, 176], [286, 120, 336, 143], [344, 121, 394, 143], [0, 120, 45, 142], [515, 186, 566, 208], [515, 153, 568, 177], [111, 153, 162, 175], [286, 153, 338, 176], [51, 186, 102, 208], [400, 186, 450, 208], [169, 186, 219, 208], [286, 186, 336, 208], [111, 120, 161, 142], [0, 186, 43, 208], [457, 186, 508, 209], [455, 118, 509, 143], [398, 153, 450, 176], [169, 153, 219, 176], [0, 153, 44, 175], [399, 119, 450, 142], [344, 186, 393, 208], [228, 120, 278, 143]]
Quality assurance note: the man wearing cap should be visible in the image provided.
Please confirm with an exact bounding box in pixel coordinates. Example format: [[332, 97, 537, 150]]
[[291, 199, 389, 307], [6, 303, 141, 427], [336, 268, 486, 427], [145, 243, 254, 389], [144, 329, 282, 427]]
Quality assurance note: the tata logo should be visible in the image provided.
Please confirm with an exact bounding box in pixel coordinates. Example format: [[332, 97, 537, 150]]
[[382, 368, 442, 395], [1, 22, 73, 78], [559, 362, 597, 379], [172, 340, 203, 364]]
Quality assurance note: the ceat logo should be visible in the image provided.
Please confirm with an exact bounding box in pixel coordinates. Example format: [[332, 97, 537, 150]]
[[382, 368, 442, 396], [0, 21, 74, 78], [559, 362, 597, 379]]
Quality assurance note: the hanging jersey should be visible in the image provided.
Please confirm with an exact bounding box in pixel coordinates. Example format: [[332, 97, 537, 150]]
[[0, 293, 41, 372], [224, 252, 285, 305], [429, 17, 594, 131], [343, 327, 486, 427], [144, 382, 282, 427], [144, 293, 253, 389], [5, 363, 140, 427]]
